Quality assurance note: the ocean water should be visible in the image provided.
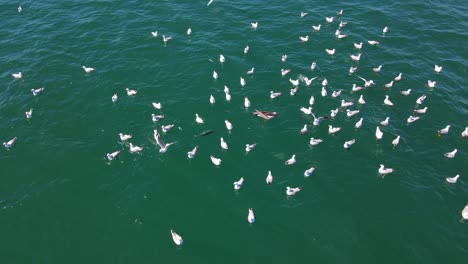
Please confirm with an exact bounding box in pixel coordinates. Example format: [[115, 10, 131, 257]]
[[0, 0, 467, 263]]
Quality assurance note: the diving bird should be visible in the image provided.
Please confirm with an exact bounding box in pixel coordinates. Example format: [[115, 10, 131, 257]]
[[416, 95, 426, 105], [251, 22, 258, 29], [434, 64, 442, 73], [106, 150, 120, 161], [376, 126, 383, 139], [401, 89, 411, 96], [12, 72, 22, 79], [304, 167, 315, 177], [285, 155, 296, 165], [309, 137, 323, 146], [266, 171, 273, 184], [3, 137, 17, 149], [343, 139, 355, 149], [219, 54, 225, 63], [151, 114, 164, 122], [187, 146, 198, 159], [328, 125, 341, 134], [112, 93, 118, 103], [119, 133, 132, 141], [220, 137, 228, 150], [25, 108, 33, 119], [234, 177, 244, 190], [462, 127, 468, 138], [82, 66, 94, 73], [325, 49, 336, 55], [31, 87, 44, 96], [244, 97, 251, 108], [162, 124, 174, 133], [195, 114, 204, 124], [330, 108, 339, 118], [245, 143, 256, 153], [392, 136, 400, 147], [224, 120, 233, 131], [444, 149, 457, 158], [378, 164, 394, 175], [446, 175, 459, 184], [209, 95, 215, 104], [210, 155, 221, 166], [286, 187, 301, 196], [384, 95, 394, 106], [367, 40, 380, 45], [312, 24, 321, 31], [152, 102, 162, 109], [380, 117, 390, 126], [153, 128, 175, 153], [358, 95, 366, 104], [129, 143, 143, 153], [414, 107, 428, 114], [407, 116, 420, 123], [354, 42, 363, 50], [355, 118, 363, 129], [170, 230, 183, 246], [438, 125, 451, 135], [373, 65, 382, 73], [247, 208, 255, 223], [126, 88, 137, 96]]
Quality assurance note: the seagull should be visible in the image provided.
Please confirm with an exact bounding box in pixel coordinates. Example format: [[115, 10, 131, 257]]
[[446, 175, 460, 184], [382, 26, 388, 34], [244, 45, 250, 54], [373, 65, 383, 73], [392, 136, 400, 147], [18, 5, 22, 13], [224, 85, 230, 93], [152, 102, 162, 109], [414, 107, 428, 114], [106, 150, 120, 161], [350, 53, 361, 61], [187, 146, 198, 159], [352, 84, 363, 92], [251, 22, 258, 29], [309, 95, 315, 105], [270, 91, 282, 99], [162, 124, 174, 133], [245, 143, 256, 152], [240, 77, 246, 87], [332, 89, 343, 98], [444, 149, 457, 158], [300, 106, 312, 115], [209, 95, 215, 104], [246, 67, 255, 75], [310, 62, 317, 72], [384, 80, 394, 88], [325, 49, 336, 55], [336, 10, 343, 17], [266, 171, 273, 184], [170, 230, 183, 246], [3, 137, 17, 149], [12, 72, 22, 79], [112, 93, 118, 103], [281, 69, 291, 76], [301, 76, 318, 86], [219, 54, 225, 63], [195, 114, 204, 124], [328, 125, 341, 134], [289, 78, 299, 86], [358, 95, 366, 104], [129, 143, 143, 153], [300, 11, 308, 18], [394, 73, 402, 81], [299, 36, 309, 42], [416, 95, 426, 104], [225, 92, 231, 102], [434, 64, 442, 73], [224, 120, 233, 131], [384, 95, 394, 106], [153, 128, 175, 153], [325, 17, 334, 23], [376, 127, 383, 139], [31, 87, 44, 96], [380, 117, 390, 126], [321, 87, 327, 97], [82, 66, 94, 73], [300, 124, 308, 134], [343, 139, 355, 149], [286, 186, 301, 196], [378, 164, 394, 175], [322, 78, 328, 87], [220, 137, 228, 150], [438, 125, 451, 135], [247, 208, 255, 223], [119, 133, 132, 141], [354, 42, 363, 49], [346, 109, 360, 117], [304, 167, 315, 177], [335, 30, 347, 39], [244, 97, 251, 108], [401, 89, 412, 96], [281, 54, 288, 62], [187, 28, 192, 36], [151, 31, 158, 37], [25, 108, 33, 119], [330, 108, 338, 117], [162, 35, 172, 45], [355, 118, 363, 129], [407, 116, 420, 123], [309, 137, 323, 146], [463, 205, 468, 220], [356, 76, 375, 87], [367, 40, 380, 45], [212, 71, 218, 80], [349, 66, 358, 74], [338, 21, 347, 28], [126, 88, 137, 96], [427, 80, 436, 88], [151, 114, 164, 122], [207, 0, 214, 6], [311, 112, 329, 126], [234, 177, 244, 190], [210, 155, 221, 166], [285, 155, 296, 165], [312, 24, 321, 31], [462, 127, 468, 138], [341, 99, 353, 107]]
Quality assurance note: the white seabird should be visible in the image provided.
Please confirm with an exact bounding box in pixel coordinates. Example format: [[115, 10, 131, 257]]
[[126, 88, 137, 96], [212, 71, 218, 80], [401, 89, 411, 96], [299, 36, 309, 42], [343, 139, 355, 149], [378, 164, 394, 175], [304, 167, 315, 177], [234, 177, 244, 190], [328, 125, 341, 134], [380, 117, 390, 126], [325, 49, 336, 55], [266, 171, 273, 184], [281, 68, 291, 76], [220, 137, 228, 150], [251, 22, 258, 29], [434, 64, 442, 73], [352, 84, 363, 92], [25, 108, 33, 119], [392, 136, 400, 147], [153, 128, 175, 153], [162, 124, 174, 133], [446, 175, 459, 184], [383, 26, 388, 34], [376, 127, 383, 139], [341, 100, 354, 108], [461, 127, 468, 138], [270, 91, 282, 99], [209, 95, 215, 104], [247, 208, 255, 223], [162, 35, 172, 45], [152, 102, 162, 109], [289, 78, 299, 86], [170, 230, 183, 246], [119, 133, 132, 141], [151, 114, 164, 122], [444, 149, 457, 158], [407, 116, 420, 123], [394, 73, 402, 81], [286, 186, 301, 196], [219, 54, 225, 63], [285, 154, 296, 165], [354, 42, 363, 50], [225, 92, 231, 101], [427, 80, 436, 88], [244, 45, 250, 54], [187, 28, 192, 36], [300, 124, 308, 134], [281, 54, 288, 62], [384, 95, 394, 106], [224, 120, 233, 131], [356, 75, 375, 87], [247, 67, 255, 75], [129, 143, 143, 153], [373, 65, 382, 73], [355, 118, 363, 129], [358, 95, 366, 104], [106, 150, 120, 161], [416, 95, 426, 105], [245, 143, 256, 152], [384, 80, 394, 88], [325, 17, 334, 23], [309, 137, 323, 146], [210, 155, 221, 166], [244, 97, 251, 108], [12, 72, 22, 79], [367, 40, 380, 45], [3, 137, 17, 149], [240, 77, 246, 87], [330, 108, 339, 118], [187, 146, 198, 159], [346, 109, 360, 118], [310, 61, 317, 71], [309, 95, 315, 105], [321, 87, 327, 97], [31, 87, 44, 96], [195, 114, 204, 124], [151, 31, 158, 37], [300, 106, 312, 115], [462, 205, 468, 220], [349, 66, 358, 74], [350, 53, 361, 61], [312, 24, 321, 31], [414, 107, 428, 114], [438, 125, 450, 135], [332, 89, 342, 98], [82, 66, 94, 73], [112, 93, 118, 103]]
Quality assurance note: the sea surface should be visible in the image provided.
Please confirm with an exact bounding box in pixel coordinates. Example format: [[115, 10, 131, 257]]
[[0, 1, 467, 263]]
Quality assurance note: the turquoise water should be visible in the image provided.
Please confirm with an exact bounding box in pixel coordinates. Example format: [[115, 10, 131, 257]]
[[1, 1, 467, 263]]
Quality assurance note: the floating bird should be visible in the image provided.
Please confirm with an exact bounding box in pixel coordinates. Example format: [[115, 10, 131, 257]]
[[244, 97, 251, 108], [12, 72, 22, 79], [355, 118, 363, 129], [380, 117, 390, 126], [112, 93, 118, 103], [383, 26, 388, 34], [247, 208, 255, 223], [346, 109, 360, 117], [392, 136, 400, 147], [330, 108, 339, 118], [151, 114, 164, 122], [321, 87, 327, 97], [251, 22, 258, 29], [352, 84, 363, 92], [376, 127, 383, 139], [309, 95, 315, 105], [224, 120, 232, 131], [300, 124, 308, 134], [220, 137, 228, 150], [162, 124, 174, 133], [322, 78, 328, 87], [106, 150, 120, 161], [270, 91, 282, 99], [414, 107, 428, 114], [195, 114, 204, 124], [373, 65, 382, 73], [335, 30, 347, 39], [266, 171, 273, 184], [246, 67, 255, 75], [244, 45, 250, 54], [126, 88, 137, 96], [384, 80, 394, 88], [356, 75, 375, 87], [367, 40, 380, 45], [245, 143, 256, 152], [438, 125, 451, 135], [341, 100, 354, 107], [240, 77, 246, 87], [434, 64, 442, 73], [394, 73, 402, 81], [18, 5, 22, 13], [3, 137, 17, 149], [332, 90, 342, 98], [210, 155, 221, 166], [162, 35, 172, 44], [129, 143, 143, 153], [311, 112, 329, 126], [416, 95, 426, 105], [407, 116, 420, 123], [328, 125, 341, 134], [300, 11, 308, 18], [304, 167, 315, 177], [212, 71, 218, 80], [170, 230, 183, 246], [300, 106, 312, 115], [299, 36, 309, 42], [378, 164, 394, 175], [25, 108, 33, 119], [286, 186, 301, 196], [119, 133, 132, 141], [187, 28, 192, 36], [219, 54, 225, 63], [349, 66, 358, 74], [444, 149, 457, 158], [301, 76, 318, 86], [225, 92, 231, 102], [153, 128, 175, 153], [325, 17, 334, 23], [309, 137, 323, 146], [462, 205, 468, 220], [358, 95, 366, 104], [285, 155, 296, 165], [234, 177, 244, 190], [82, 66, 94, 73], [336, 10, 343, 17], [401, 89, 411, 96], [281, 54, 288, 62], [152, 102, 162, 110], [384, 95, 394, 106], [462, 127, 468, 138], [338, 21, 347, 28], [427, 80, 436, 88], [354, 42, 363, 50], [209, 95, 215, 104], [310, 62, 317, 71], [312, 24, 321, 31], [344, 139, 355, 149], [281, 69, 291, 76], [325, 49, 336, 55], [446, 175, 459, 184], [31, 87, 44, 96], [187, 146, 198, 159], [290, 86, 298, 96], [151, 31, 158, 37], [350, 53, 361, 61]]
